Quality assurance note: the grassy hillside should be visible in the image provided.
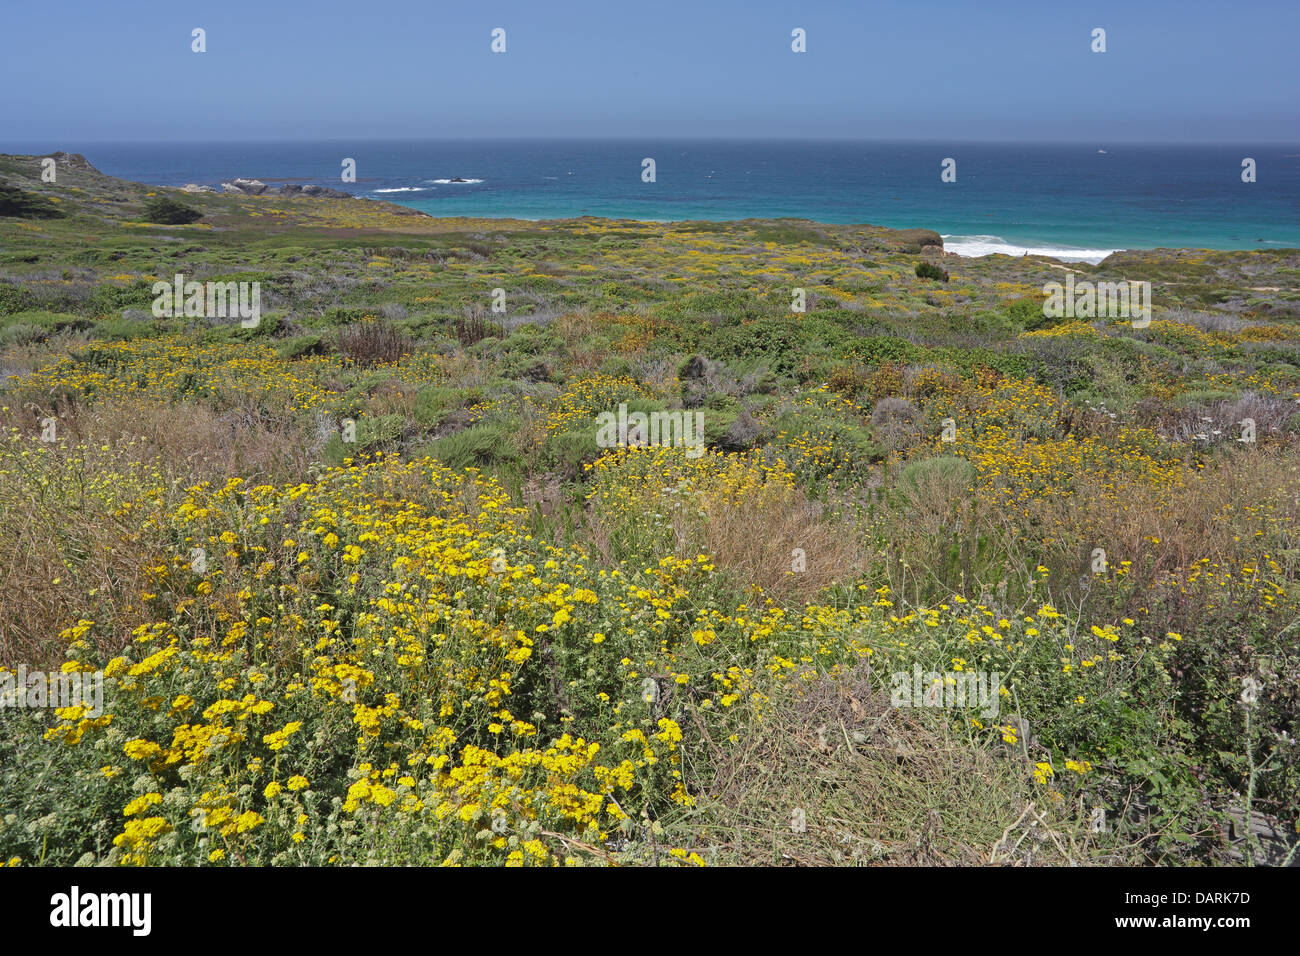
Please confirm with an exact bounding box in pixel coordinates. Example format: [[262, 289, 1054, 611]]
[[1, 152, 1298, 866]]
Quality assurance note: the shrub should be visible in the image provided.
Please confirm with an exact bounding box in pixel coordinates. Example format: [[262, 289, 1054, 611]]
[[548, 429, 602, 475], [0, 282, 38, 316], [320, 414, 406, 466], [454, 313, 500, 345], [1019, 337, 1103, 397], [0, 323, 48, 347], [141, 195, 203, 225], [423, 423, 517, 470], [413, 386, 482, 427], [871, 396, 923, 452], [701, 317, 858, 379], [338, 320, 409, 366], [896, 454, 976, 498], [915, 262, 949, 282], [0, 184, 65, 219], [719, 406, 765, 450], [769, 405, 883, 490], [827, 363, 870, 397], [277, 334, 331, 360]]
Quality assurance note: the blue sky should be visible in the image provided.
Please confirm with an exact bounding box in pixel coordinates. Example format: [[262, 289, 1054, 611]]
[[3, 0, 1297, 143]]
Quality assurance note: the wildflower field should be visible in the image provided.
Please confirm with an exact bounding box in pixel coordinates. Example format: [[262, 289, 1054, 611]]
[[1, 153, 1298, 866]]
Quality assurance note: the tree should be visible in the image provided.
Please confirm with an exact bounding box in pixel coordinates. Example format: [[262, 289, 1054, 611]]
[[142, 195, 203, 225]]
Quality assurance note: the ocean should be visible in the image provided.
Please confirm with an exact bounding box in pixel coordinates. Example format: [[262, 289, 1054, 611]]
[[16, 140, 1300, 263]]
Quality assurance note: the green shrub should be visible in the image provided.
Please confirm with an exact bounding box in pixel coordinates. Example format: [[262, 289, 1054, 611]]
[[141, 195, 203, 225], [87, 280, 161, 317], [198, 313, 281, 342], [1010, 296, 1051, 331], [0, 323, 47, 347], [0, 282, 37, 316], [320, 414, 406, 466], [896, 455, 976, 496], [1174, 389, 1238, 407], [422, 423, 518, 471], [702, 317, 858, 378], [89, 317, 166, 341], [277, 334, 331, 360], [0, 184, 65, 219], [768, 405, 883, 490], [413, 386, 482, 427], [599, 355, 635, 378], [548, 429, 602, 473]]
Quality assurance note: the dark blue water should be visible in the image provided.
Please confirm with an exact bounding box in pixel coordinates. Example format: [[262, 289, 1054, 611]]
[[16, 140, 1300, 262]]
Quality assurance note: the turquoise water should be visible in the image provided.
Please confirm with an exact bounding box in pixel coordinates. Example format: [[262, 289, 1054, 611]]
[[23, 140, 1300, 262]]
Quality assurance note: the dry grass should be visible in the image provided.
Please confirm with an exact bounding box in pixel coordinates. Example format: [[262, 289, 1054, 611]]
[[1188, 392, 1295, 443], [0, 436, 171, 665], [357, 378, 420, 420], [687, 664, 1097, 865], [13, 397, 316, 487], [588, 469, 863, 604], [693, 488, 859, 603], [868, 442, 1300, 613], [554, 311, 599, 341], [1057, 446, 1300, 583], [0, 398, 316, 664]]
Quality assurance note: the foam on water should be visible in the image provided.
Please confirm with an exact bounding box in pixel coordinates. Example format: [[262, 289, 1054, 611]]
[[942, 234, 1119, 265]]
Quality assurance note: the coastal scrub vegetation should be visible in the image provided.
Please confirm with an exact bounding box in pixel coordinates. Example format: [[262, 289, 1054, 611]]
[[1, 153, 1298, 866]]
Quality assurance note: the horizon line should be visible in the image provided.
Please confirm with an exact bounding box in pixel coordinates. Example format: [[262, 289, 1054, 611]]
[[7, 137, 1300, 149]]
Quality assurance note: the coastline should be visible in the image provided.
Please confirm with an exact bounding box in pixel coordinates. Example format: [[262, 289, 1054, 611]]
[[18, 139, 1294, 260], [9, 147, 1298, 266]]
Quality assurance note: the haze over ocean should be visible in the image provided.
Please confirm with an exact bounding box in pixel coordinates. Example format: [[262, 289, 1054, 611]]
[[12, 140, 1300, 263]]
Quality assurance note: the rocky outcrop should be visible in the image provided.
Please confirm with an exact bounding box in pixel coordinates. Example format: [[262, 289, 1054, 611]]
[[180, 183, 219, 194], [277, 184, 353, 199], [43, 151, 98, 172], [216, 179, 354, 199], [221, 178, 268, 195]]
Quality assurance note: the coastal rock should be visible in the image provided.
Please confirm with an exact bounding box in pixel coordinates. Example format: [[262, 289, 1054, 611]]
[[44, 151, 97, 172], [221, 178, 268, 195], [884, 227, 945, 255], [277, 184, 353, 199], [180, 183, 219, 194]]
